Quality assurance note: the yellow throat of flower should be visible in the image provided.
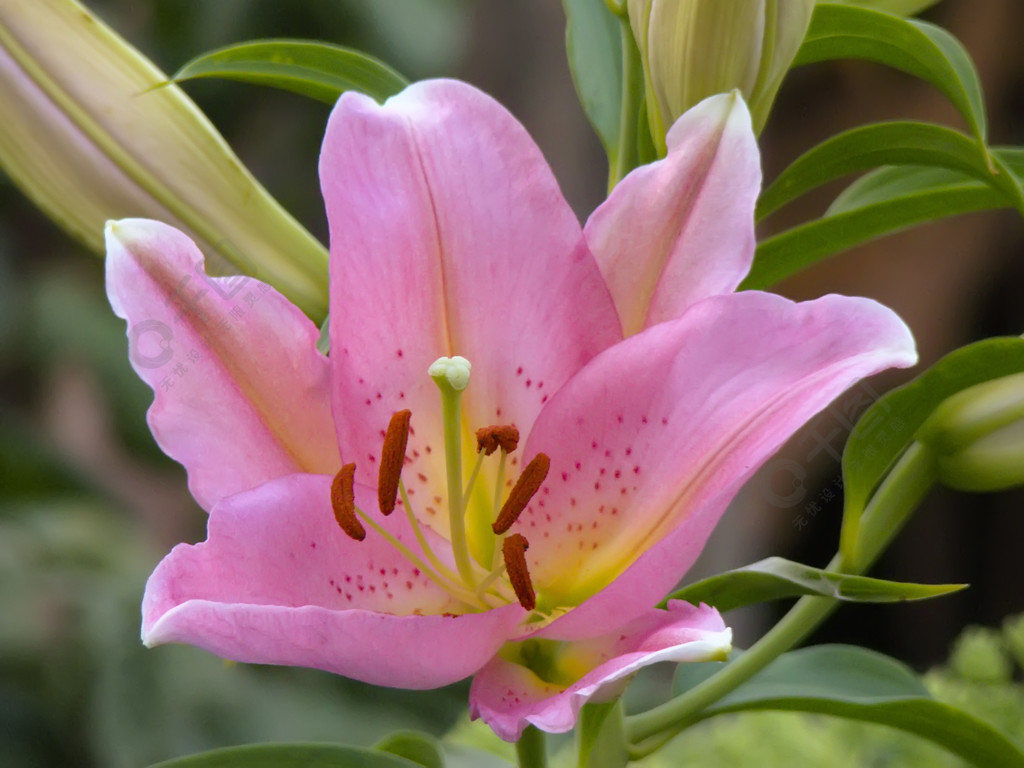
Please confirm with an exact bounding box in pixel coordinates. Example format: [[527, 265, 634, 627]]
[[329, 355, 551, 615]]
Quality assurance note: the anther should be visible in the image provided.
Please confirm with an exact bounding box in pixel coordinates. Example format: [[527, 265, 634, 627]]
[[476, 424, 520, 456], [331, 463, 365, 541], [502, 533, 536, 611], [379, 409, 411, 516], [492, 453, 550, 534]]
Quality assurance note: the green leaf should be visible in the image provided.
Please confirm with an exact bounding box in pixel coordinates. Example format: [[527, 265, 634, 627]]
[[756, 121, 1024, 221], [796, 4, 987, 142], [562, 0, 624, 164], [375, 732, 445, 768], [741, 149, 1024, 290], [826, 0, 943, 16], [839, 337, 1024, 559], [674, 645, 1024, 768], [578, 701, 628, 768], [173, 39, 408, 105], [664, 556, 965, 612], [148, 743, 424, 767]]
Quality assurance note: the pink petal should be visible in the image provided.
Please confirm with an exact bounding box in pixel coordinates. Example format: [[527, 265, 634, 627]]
[[142, 473, 525, 689], [470, 602, 730, 741], [105, 219, 339, 510], [518, 291, 916, 638], [584, 93, 760, 336], [319, 80, 621, 536]]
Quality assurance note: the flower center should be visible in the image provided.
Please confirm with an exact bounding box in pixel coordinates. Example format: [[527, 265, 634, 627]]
[[329, 355, 549, 614]]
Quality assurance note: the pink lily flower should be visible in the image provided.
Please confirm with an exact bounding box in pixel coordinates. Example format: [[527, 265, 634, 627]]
[[106, 80, 916, 741]]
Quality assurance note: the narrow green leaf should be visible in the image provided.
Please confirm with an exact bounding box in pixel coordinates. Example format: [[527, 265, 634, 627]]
[[839, 338, 1024, 560], [174, 39, 408, 105], [741, 149, 1024, 290], [578, 701, 629, 768], [756, 121, 1024, 220], [743, 176, 1003, 290], [148, 742, 424, 767], [375, 732, 445, 768], [826, 0, 942, 16], [797, 5, 987, 142], [672, 646, 1024, 768], [562, 0, 623, 163], [664, 556, 965, 612]]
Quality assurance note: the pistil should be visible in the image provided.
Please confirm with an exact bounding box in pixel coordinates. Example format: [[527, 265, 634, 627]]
[[429, 356, 477, 587], [329, 355, 545, 616]]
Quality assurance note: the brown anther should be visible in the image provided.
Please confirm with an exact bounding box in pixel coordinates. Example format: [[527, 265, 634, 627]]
[[378, 409, 411, 515], [492, 453, 550, 534], [331, 463, 364, 541], [476, 424, 520, 456], [502, 533, 536, 611]]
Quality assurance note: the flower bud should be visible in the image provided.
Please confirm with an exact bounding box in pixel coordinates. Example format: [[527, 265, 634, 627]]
[[917, 372, 1024, 492], [0, 0, 328, 320], [627, 0, 815, 144]]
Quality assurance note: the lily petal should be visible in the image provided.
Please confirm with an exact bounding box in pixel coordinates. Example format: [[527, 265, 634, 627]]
[[105, 219, 339, 510], [319, 80, 621, 518], [470, 601, 730, 741], [520, 291, 916, 635], [142, 473, 525, 689], [584, 92, 760, 336]]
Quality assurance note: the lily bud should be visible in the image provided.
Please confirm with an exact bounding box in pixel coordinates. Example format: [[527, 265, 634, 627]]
[[917, 372, 1024, 492], [0, 0, 328, 320], [627, 0, 815, 144]]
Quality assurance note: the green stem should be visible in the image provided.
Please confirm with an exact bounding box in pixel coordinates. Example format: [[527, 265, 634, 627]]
[[516, 725, 548, 768], [608, 16, 644, 192], [625, 442, 937, 748]]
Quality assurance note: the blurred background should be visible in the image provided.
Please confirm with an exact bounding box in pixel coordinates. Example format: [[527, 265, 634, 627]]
[[0, 1, 1022, 766]]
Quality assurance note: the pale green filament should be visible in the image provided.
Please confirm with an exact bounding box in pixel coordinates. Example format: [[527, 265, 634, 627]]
[[490, 449, 510, 571], [463, 450, 486, 510], [398, 478, 461, 586], [351, 504, 486, 610]]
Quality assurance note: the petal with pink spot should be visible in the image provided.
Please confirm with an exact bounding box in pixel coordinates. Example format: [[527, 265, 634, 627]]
[[519, 291, 916, 628], [319, 80, 621, 541], [470, 602, 730, 741], [142, 473, 525, 688]]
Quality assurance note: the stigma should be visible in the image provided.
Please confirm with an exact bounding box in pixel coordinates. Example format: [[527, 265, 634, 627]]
[[327, 355, 549, 614]]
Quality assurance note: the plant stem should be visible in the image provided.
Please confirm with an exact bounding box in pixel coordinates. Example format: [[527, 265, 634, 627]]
[[608, 16, 644, 192], [625, 442, 937, 748], [516, 726, 548, 768]]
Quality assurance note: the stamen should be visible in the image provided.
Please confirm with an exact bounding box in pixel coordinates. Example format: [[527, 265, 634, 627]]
[[476, 425, 520, 456], [351, 503, 487, 610], [502, 533, 536, 611], [330, 463, 364, 541], [399, 477, 462, 586], [492, 453, 550, 534], [378, 409, 411, 515]]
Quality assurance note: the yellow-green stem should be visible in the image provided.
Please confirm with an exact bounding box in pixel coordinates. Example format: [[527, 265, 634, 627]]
[[626, 442, 937, 750], [516, 725, 548, 768]]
